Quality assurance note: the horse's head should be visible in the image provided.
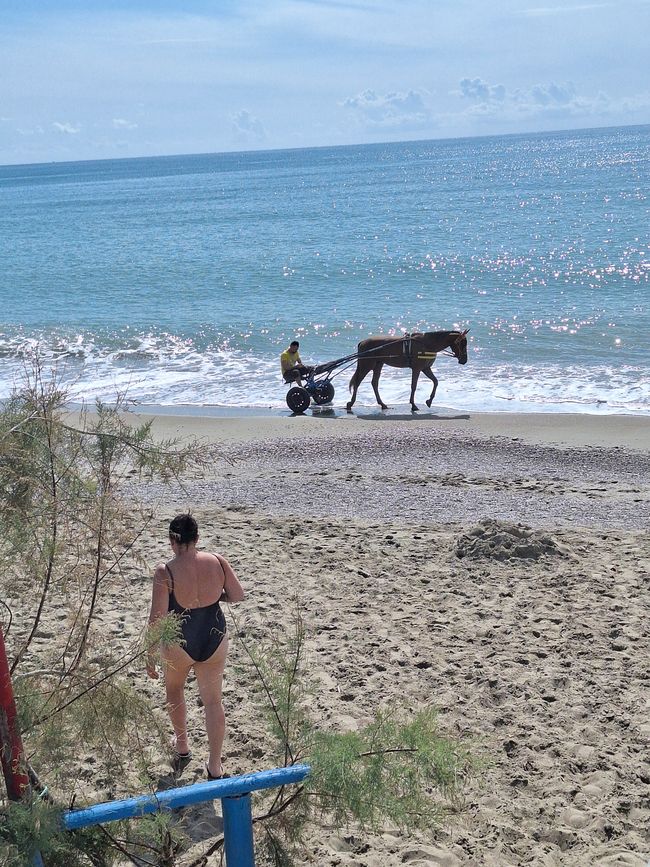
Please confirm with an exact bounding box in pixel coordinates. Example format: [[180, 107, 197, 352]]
[[450, 329, 469, 364]]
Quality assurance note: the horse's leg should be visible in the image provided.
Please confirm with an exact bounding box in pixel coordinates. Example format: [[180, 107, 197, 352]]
[[409, 367, 421, 412], [422, 364, 439, 407], [370, 363, 388, 410], [346, 360, 373, 412], [346, 366, 360, 412]]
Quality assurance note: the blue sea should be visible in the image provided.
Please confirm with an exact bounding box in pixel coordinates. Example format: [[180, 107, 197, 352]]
[[1, 125, 648, 414]]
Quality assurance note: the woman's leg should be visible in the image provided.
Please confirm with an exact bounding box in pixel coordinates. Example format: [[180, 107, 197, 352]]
[[194, 636, 229, 777], [162, 646, 194, 754]]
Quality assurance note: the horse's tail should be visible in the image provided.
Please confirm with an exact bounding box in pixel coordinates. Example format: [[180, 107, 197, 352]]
[[349, 345, 364, 392]]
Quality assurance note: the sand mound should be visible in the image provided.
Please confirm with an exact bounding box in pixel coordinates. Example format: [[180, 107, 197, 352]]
[[456, 517, 572, 561]]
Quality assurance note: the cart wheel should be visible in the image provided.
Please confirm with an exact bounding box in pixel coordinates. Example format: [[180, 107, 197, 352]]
[[312, 380, 335, 404], [286, 387, 311, 414]]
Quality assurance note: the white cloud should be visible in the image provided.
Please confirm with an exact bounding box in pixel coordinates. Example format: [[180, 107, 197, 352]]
[[52, 121, 80, 134], [232, 109, 266, 142], [454, 77, 650, 124], [459, 78, 506, 103], [343, 88, 430, 129], [530, 83, 575, 106], [112, 117, 138, 130]]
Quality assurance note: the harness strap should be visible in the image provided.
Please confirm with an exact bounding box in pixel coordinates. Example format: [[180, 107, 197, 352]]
[[402, 335, 413, 367]]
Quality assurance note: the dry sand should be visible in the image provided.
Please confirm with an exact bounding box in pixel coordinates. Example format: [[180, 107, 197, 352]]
[[122, 409, 649, 866], [9, 409, 650, 865]]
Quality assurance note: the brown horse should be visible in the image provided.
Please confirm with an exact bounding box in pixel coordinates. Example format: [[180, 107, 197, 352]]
[[346, 329, 469, 413]]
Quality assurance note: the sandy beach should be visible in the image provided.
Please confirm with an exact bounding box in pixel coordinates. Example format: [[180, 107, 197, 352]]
[[8, 408, 650, 866], [115, 408, 648, 866]]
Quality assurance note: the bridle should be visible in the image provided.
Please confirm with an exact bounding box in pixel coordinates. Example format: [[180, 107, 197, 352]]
[[442, 329, 469, 359]]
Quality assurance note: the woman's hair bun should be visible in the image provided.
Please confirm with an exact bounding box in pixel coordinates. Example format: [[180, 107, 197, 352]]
[[169, 513, 198, 545]]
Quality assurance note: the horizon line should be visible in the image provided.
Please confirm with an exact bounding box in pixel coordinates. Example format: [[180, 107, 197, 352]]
[[1, 120, 649, 172]]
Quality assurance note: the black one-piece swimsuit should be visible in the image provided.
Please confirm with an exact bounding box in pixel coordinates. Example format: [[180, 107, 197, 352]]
[[166, 563, 226, 662]]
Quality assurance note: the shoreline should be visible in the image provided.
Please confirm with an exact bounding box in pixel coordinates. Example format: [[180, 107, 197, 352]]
[[118, 405, 650, 451]]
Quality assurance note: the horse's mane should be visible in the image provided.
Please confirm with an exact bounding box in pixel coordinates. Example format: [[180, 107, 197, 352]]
[[417, 330, 463, 337], [368, 329, 465, 341]]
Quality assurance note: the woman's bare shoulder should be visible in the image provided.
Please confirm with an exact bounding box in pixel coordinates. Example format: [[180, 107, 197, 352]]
[[153, 562, 170, 582], [196, 550, 224, 566]]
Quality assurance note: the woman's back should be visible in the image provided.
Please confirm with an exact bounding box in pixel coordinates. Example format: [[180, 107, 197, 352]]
[[167, 550, 225, 609]]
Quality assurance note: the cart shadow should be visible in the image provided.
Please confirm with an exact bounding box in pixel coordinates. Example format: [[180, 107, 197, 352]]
[[285, 407, 470, 420]]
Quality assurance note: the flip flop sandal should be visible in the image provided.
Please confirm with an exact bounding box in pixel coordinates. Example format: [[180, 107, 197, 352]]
[[206, 765, 230, 781], [171, 751, 193, 775]]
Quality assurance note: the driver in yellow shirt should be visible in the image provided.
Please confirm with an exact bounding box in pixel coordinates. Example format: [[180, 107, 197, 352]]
[[280, 340, 312, 385]]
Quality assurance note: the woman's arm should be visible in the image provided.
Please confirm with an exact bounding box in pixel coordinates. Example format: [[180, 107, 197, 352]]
[[217, 555, 245, 604], [146, 564, 170, 678]]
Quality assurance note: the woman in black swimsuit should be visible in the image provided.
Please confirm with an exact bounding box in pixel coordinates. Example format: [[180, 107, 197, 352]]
[[147, 514, 245, 779]]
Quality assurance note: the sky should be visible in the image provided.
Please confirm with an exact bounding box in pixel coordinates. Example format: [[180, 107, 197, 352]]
[[1, 0, 649, 165]]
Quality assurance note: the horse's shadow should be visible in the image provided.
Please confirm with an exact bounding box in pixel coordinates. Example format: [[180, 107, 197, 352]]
[[355, 410, 471, 421]]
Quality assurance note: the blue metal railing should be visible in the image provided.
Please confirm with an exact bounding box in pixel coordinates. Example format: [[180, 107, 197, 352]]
[[61, 765, 310, 867]]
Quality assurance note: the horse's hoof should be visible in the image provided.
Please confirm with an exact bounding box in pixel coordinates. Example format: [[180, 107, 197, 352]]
[[380, 405, 388, 411], [425, 399, 432, 408], [346, 404, 353, 413], [411, 405, 419, 413]]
